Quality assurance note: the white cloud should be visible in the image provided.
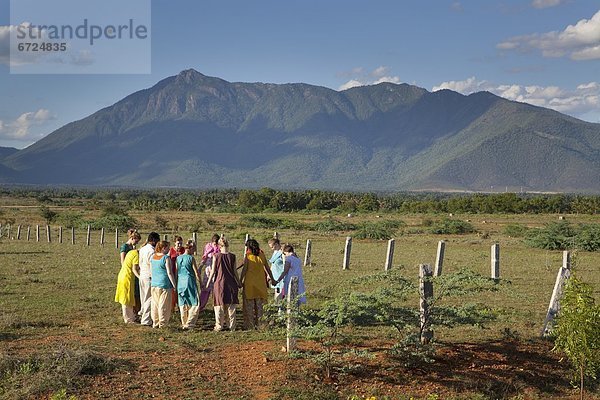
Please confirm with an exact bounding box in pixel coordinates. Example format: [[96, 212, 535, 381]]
[[0, 23, 47, 66], [0, 23, 93, 68], [373, 76, 401, 85], [0, 109, 56, 143], [371, 66, 389, 78], [531, 0, 565, 9], [70, 50, 95, 66], [338, 79, 363, 91], [338, 66, 402, 90], [451, 2, 464, 12], [571, 44, 600, 60], [432, 77, 600, 120], [432, 76, 490, 93], [497, 10, 600, 60]]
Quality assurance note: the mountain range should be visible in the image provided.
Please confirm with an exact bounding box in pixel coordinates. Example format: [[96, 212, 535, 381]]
[[1, 69, 600, 192]]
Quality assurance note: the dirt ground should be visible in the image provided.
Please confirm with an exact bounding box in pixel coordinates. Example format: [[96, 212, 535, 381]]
[[14, 335, 579, 399]]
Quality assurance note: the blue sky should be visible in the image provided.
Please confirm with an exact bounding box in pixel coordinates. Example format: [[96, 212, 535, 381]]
[[1, 0, 599, 148]]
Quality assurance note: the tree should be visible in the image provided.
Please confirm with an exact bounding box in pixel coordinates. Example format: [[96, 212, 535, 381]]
[[39, 205, 57, 224], [553, 274, 600, 400]]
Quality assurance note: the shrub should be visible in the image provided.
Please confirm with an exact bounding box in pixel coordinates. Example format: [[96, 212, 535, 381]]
[[525, 222, 576, 250], [553, 274, 600, 399], [238, 215, 304, 230], [86, 214, 138, 231], [575, 224, 600, 252], [312, 218, 356, 232], [276, 268, 501, 379], [154, 215, 168, 230], [503, 223, 529, 237], [354, 221, 403, 240], [39, 205, 58, 225], [56, 212, 85, 229], [429, 219, 475, 234]]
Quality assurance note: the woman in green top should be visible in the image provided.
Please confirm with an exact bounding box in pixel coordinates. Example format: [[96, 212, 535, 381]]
[[119, 229, 140, 264]]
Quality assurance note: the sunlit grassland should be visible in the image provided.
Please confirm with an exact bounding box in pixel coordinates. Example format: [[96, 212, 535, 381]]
[[2, 211, 600, 346]]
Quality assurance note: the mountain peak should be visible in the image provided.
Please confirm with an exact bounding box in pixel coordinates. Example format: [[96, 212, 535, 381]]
[[175, 69, 209, 84]]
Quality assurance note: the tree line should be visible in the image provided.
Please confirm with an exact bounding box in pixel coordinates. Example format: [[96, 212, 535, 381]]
[[2, 187, 600, 214]]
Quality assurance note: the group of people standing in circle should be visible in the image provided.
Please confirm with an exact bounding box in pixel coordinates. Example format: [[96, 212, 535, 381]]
[[114, 229, 306, 331]]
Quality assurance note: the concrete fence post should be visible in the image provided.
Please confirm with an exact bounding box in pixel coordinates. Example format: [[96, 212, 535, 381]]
[[491, 243, 500, 280], [343, 237, 352, 270], [384, 239, 395, 271], [304, 239, 312, 267], [434, 240, 446, 276], [286, 276, 299, 352], [541, 251, 572, 336]]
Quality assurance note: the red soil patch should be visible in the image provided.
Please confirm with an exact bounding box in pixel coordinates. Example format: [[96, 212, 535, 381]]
[[6, 333, 580, 399]]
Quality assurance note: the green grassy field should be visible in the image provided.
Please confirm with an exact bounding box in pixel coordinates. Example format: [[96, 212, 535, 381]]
[[1, 208, 600, 399]]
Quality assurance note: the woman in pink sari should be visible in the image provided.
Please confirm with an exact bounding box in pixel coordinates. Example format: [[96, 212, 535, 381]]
[[199, 234, 220, 309]]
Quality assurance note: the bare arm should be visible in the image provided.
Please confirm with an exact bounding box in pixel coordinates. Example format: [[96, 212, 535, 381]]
[[261, 253, 275, 282], [191, 257, 201, 281], [165, 258, 176, 288], [206, 255, 217, 285], [276, 259, 291, 285], [239, 256, 248, 287], [132, 263, 141, 279], [232, 255, 242, 288]]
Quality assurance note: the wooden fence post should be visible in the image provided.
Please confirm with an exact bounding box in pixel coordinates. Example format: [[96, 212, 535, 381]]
[[541, 251, 572, 336], [286, 276, 299, 352], [304, 239, 312, 267], [434, 240, 446, 276], [0, 223, 2, 238], [16, 225, 21, 240], [26, 226, 31, 241], [419, 264, 434, 344], [86, 225, 91, 246], [115, 228, 119, 249], [343, 237, 352, 270], [7, 224, 10, 239], [59, 226, 63, 244], [273, 231, 280, 240], [385, 239, 395, 271], [71, 227, 75, 245], [100, 227, 105, 246], [36, 225, 40, 242], [491, 243, 500, 280], [46, 225, 51, 243]]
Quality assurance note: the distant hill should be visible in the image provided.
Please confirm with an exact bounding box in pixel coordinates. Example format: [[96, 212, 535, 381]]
[[0, 147, 18, 182], [0, 146, 18, 160], [2, 69, 600, 192]]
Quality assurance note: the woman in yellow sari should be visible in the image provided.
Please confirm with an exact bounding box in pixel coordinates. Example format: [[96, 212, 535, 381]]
[[115, 247, 141, 324], [240, 239, 275, 329]]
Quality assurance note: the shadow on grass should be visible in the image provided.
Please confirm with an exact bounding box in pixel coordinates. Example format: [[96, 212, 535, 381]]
[[330, 338, 571, 399], [0, 332, 20, 341], [12, 320, 70, 329], [0, 251, 50, 255]]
